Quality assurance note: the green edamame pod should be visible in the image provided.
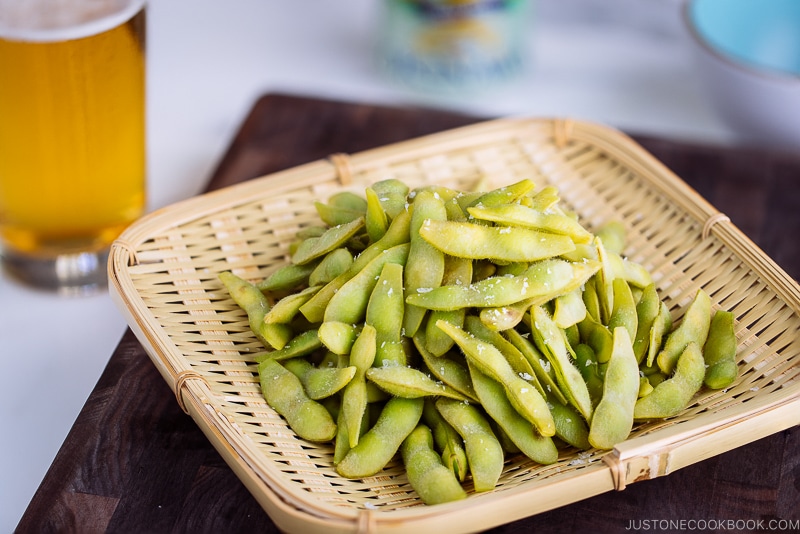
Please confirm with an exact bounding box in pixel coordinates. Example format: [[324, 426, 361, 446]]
[[503, 327, 567, 406], [314, 192, 367, 226], [318, 321, 360, 355], [657, 289, 711, 375], [468, 362, 559, 465], [546, 394, 591, 450], [366, 366, 469, 400], [425, 254, 473, 356], [406, 259, 576, 311], [608, 253, 653, 289], [465, 315, 543, 398], [437, 319, 555, 437], [282, 358, 357, 400], [581, 276, 602, 323], [372, 178, 410, 219], [342, 325, 376, 448], [300, 209, 412, 323], [337, 396, 424, 478], [414, 333, 478, 402], [257, 262, 317, 292], [256, 329, 321, 362], [553, 288, 587, 329], [588, 327, 640, 449], [530, 306, 594, 423], [608, 278, 638, 343], [635, 342, 705, 419], [309, 248, 353, 287], [646, 301, 673, 368], [219, 271, 294, 350], [467, 203, 593, 244], [258, 359, 337, 442], [292, 216, 365, 265], [403, 190, 447, 337], [632, 283, 660, 364], [422, 399, 469, 481], [324, 243, 409, 325], [703, 310, 738, 389], [573, 342, 603, 407], [334, 401, 370, 465], [365, 187, 389, 243], [467, 178, 536, 208], [366, 262, 406, 366], [263, 285, 321, 325], [436, 398, 505, 492], [479, 303, 527, 331], [528, 185, 560, 211], [419, 219, 576, 263], [401, 425, 467, 505]]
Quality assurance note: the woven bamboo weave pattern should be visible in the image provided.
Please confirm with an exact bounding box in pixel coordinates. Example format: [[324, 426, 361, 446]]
[[109, 118, 800, 534]]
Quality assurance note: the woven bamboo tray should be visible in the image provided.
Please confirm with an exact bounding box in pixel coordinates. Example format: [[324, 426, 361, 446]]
[[108, 118, 800, 534]]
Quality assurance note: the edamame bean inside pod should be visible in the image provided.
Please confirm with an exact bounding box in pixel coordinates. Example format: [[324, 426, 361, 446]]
[[219, 177, 738, 504]]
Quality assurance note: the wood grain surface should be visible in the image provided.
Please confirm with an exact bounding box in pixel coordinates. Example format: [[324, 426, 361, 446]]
[[17, 93, 800, 533]]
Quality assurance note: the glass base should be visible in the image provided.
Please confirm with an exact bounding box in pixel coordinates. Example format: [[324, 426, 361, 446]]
[[1, 246, 109, 295]]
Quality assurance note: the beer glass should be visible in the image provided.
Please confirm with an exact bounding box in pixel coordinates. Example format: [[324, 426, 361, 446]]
[[0, 0, 146, 294]]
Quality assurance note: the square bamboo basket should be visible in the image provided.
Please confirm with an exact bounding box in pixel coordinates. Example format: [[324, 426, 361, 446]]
[[109, 118, 800, 534]]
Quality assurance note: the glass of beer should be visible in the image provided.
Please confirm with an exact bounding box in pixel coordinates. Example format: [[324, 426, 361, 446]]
[[0, 0, 147, 294]]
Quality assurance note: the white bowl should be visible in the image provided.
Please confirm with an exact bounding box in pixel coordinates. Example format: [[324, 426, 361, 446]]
[[684, 0, 800, 149]]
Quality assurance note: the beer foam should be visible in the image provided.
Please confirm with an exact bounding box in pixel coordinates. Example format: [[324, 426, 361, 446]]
[[0, 0, 145, 42]]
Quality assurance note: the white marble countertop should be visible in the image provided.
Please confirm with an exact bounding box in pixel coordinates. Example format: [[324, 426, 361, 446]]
[[1, 1, 745, 530]]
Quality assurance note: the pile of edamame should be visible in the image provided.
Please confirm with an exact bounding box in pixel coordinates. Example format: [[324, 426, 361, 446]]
[[219, 178, 737, 505]]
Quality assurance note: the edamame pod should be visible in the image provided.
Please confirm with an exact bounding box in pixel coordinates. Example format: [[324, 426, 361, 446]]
[[646, 301, 673, 367], [292, 216, 365, 265], [219, 271, 294, 350], [366, 366, 469, 400], [342, 325, 377, 447], [300, 209, 412, 323], [365, 187, 389, 243], [635, 342, 705, 419], [703, 310, 738, 389], [632, 283, 660, 364], [608, 278, 638, 343], [531, 306, 594, 423], [401, 425, 468, 505], [437, 319, 555, 437], [436, 398, 504, 492], [336, 396, 424, 478], [422, 399, 469, 481], [657, 289, 711, 375], [324, 243, 409, 325], [588, 327, 640, 449], [258, 359, 337, 442], [309, 248, 353, 286], [403, 190, 447, 337], [406, 259, 576, 311], [282, 358, 357, 400], [468, 362, 559, 465], [366, 262, 406, 366], [414, 333, 478, 402], [419, 220, 576, 263], [467, 203, 593, 243]]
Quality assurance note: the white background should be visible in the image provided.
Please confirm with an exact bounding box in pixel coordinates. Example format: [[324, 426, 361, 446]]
[[0, 0, 752, 530]]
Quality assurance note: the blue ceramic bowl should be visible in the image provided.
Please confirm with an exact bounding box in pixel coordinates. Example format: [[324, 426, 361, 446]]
[[685, 0, 800, 148]]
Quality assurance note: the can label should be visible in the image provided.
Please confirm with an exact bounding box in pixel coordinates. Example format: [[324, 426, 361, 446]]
[[380, 0, 529, 92]]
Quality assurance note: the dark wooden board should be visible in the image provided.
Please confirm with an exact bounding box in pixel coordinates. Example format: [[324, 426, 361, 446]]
[[17, 93, 800, 533]]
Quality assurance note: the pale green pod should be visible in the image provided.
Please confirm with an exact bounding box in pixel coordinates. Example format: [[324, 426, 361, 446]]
[[401, 425, 468, 505], [588, 327, 640, 450], [337, 396, 424, 478]]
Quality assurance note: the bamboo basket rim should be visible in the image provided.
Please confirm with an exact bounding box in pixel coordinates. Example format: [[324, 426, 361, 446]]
[[108, 117, 800, 534]]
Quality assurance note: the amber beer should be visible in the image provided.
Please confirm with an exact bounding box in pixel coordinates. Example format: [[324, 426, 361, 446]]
[[0, 0, 146, 292]]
